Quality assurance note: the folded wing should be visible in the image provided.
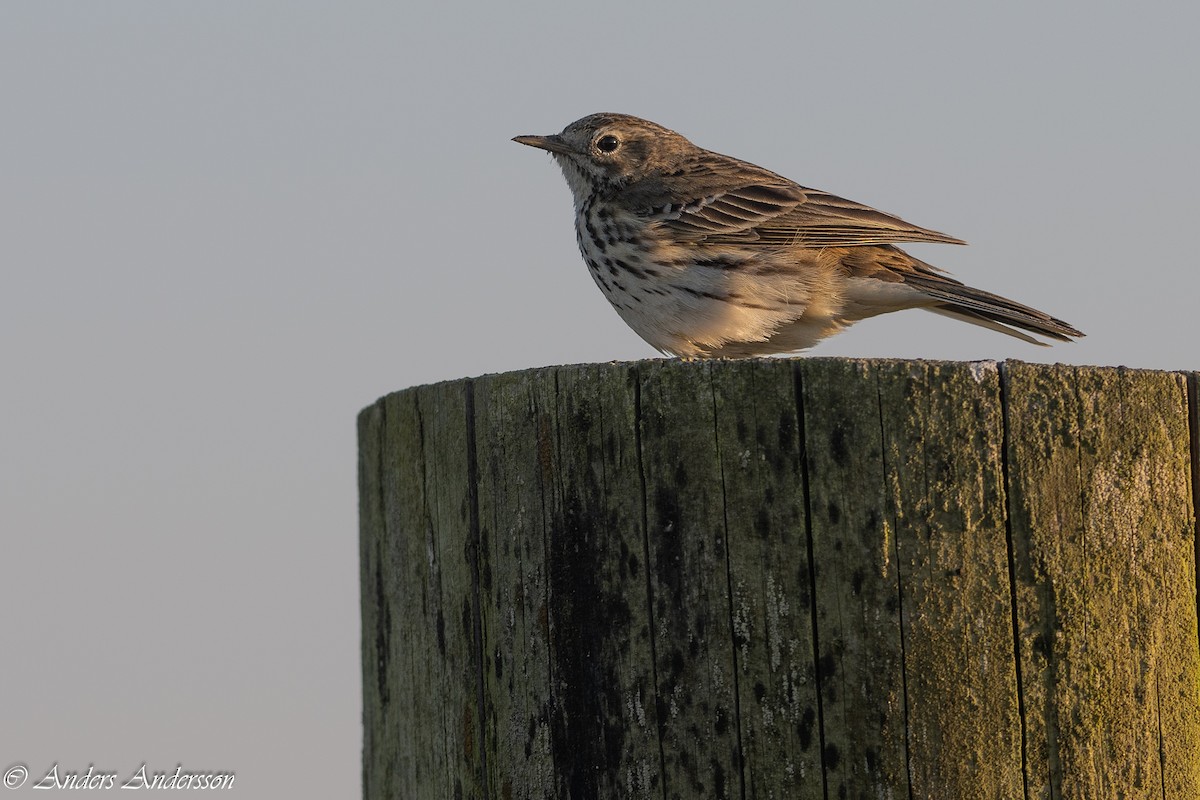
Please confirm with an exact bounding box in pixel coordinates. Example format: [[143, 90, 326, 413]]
[[655, 181, 966, 248]]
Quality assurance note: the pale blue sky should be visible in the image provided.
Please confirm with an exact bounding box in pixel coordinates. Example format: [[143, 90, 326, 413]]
[[2, 3, 1196, 797]]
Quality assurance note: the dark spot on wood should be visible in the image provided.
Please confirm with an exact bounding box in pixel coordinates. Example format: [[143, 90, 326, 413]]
[[711, 758, 727, 796], [778, 410, 795, 450], [829, 424, 849, 465], [509, 577, 522, 613], [862, 509, 881, 544], [602, 720, 625, 776], [850, 568, 865, 595], [653, 487, 685, 604], [600, 428, 615, 460], [754, 681, 767, 702], [373, 555, 390, 709], [546, 481, 638, 795], [669, 649, 686, 680], [753, 424, 787, 475], [824, 743, 841, 771], [796, 562, 811, 607], [1032, 632, 1050, 658], [827, 501, 841, 525], [755, 508, 771, 538], [798, 707, 816, 750], [731, 616, 749, 650], [818, 652, 837, 681], [462, 703, 474, 759], [865, 746, 879, 773]]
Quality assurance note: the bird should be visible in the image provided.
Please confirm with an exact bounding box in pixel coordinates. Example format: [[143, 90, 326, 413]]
[[513, 113, 1084, 359]]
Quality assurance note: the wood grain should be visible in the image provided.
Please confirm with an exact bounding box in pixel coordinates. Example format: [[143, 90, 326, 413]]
[[360, 359, 1200, 799]]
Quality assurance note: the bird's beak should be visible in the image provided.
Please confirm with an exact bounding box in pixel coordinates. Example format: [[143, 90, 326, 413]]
[[512, 134, 573, 155]]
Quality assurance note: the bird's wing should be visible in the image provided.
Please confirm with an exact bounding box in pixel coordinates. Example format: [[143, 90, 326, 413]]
[[655, 182, 966, 248]]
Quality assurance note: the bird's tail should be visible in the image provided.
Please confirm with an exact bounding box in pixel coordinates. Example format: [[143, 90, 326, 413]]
[[903, 260, 1084, 346]]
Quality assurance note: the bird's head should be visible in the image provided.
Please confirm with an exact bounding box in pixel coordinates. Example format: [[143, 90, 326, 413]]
[[514, 113, 691, 204]]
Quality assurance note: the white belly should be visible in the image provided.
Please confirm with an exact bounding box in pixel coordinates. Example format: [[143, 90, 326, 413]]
[[573, 208, 819, 357]]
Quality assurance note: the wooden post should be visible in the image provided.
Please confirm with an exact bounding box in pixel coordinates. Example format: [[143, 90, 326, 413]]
[[358, 359, 1200, 799]]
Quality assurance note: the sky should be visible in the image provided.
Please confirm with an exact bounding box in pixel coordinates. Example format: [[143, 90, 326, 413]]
[[1, 2, 1197, 797]]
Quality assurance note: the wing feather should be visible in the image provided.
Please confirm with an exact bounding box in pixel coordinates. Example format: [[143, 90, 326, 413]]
[[653, 182, 966, 248]]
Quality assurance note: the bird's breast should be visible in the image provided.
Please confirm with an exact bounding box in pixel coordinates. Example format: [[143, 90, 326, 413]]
[[571, 201, 823, 356]]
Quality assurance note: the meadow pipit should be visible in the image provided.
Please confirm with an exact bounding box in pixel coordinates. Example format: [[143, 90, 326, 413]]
[[513, 113, 1083, 358]]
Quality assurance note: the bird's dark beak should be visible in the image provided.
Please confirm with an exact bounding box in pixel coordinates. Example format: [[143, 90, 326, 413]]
[[512, 134, 573, 155]]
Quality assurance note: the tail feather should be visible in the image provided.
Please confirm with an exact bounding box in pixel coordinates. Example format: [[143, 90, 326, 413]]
[[924, 306, 1054, 346], [901, 262, 1084, 344], [840, 246, 1085, 345]]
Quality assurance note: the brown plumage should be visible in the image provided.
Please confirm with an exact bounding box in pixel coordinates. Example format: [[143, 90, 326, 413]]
[[514, 113, 1083, 357]]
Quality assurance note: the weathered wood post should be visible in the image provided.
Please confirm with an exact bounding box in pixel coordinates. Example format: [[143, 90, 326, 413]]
[[359, 359, 1200, 799]]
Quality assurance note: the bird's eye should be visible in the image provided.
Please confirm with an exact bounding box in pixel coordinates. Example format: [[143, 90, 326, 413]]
[[595, 134, 620, 153]]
